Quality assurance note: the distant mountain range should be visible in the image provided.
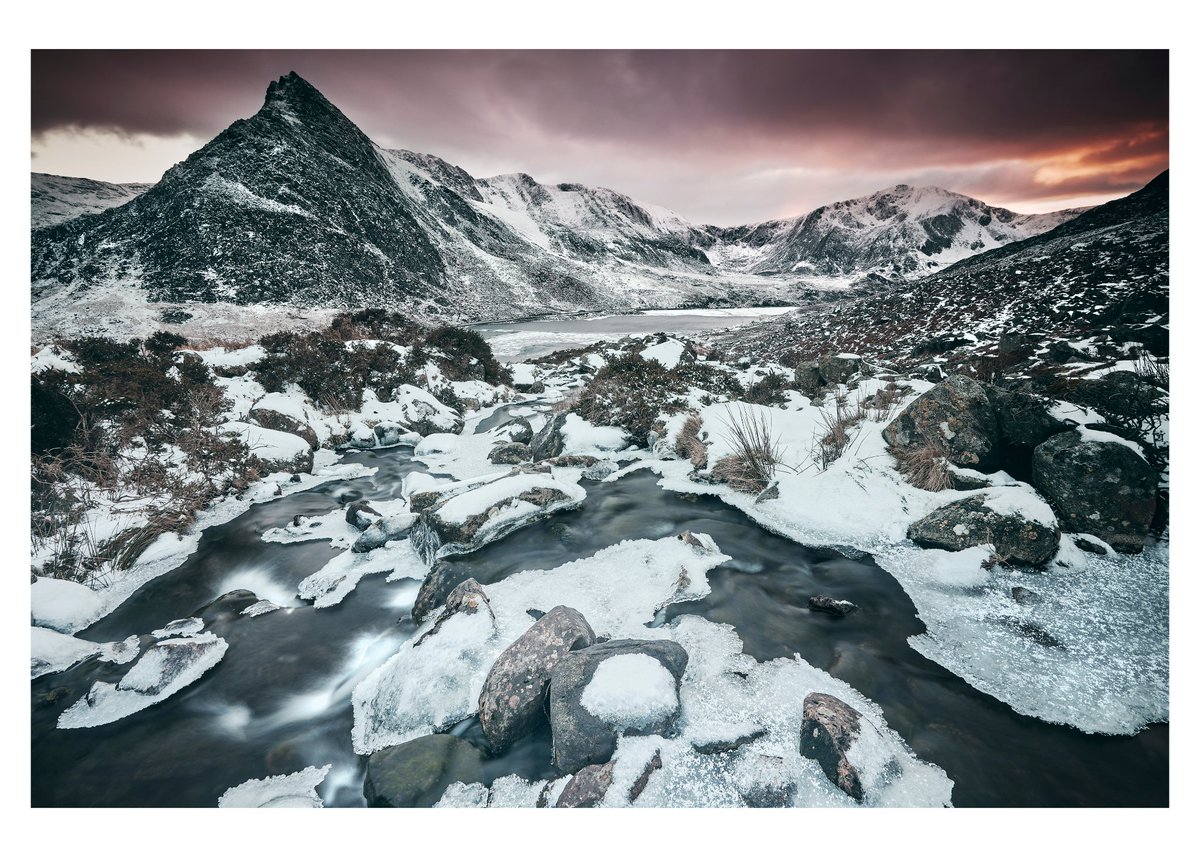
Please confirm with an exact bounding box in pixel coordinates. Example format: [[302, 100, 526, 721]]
[[728, 170, 1169, 366], [31, 72, 1084, 323]]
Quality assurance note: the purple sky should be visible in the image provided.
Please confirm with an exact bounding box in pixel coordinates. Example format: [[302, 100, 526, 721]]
[[30, 50, 1168, 225]]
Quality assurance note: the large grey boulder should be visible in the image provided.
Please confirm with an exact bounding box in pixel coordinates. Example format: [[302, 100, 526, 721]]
[[799, 692, 865, 802], [548, 639, 688, 774], [1032, 431, 1158, 553], [411, 560, 465, 622], [531, 413, 568, 461], [907, 493, 1061, 565], [249, 406, 319, 450], [818, 353, 861, 385], [883, 374, 1001, 471], [362, 734, 486, 808], [478, 606, 596, 753]]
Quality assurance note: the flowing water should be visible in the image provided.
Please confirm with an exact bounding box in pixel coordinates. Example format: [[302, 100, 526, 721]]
[[30, 447, 1167, 807]]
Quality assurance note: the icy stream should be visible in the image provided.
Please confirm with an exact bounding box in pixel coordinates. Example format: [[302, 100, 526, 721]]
[[31, 447, 1167, 807]]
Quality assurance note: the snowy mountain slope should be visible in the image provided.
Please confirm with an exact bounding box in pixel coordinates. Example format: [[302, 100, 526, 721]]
[[724, 172, 1168, 367], [31, 173, 152, 230], [31, 71, 1084, 326], [714, 184, 1084, 279]]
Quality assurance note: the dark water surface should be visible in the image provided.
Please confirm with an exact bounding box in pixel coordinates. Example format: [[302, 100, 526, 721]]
[[31, 449, 1167, 807]]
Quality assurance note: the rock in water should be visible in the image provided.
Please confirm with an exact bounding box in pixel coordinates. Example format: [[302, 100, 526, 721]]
[[363, 734, 486, 808], [1032, 430, 1158, 553], [555, 760, 616, 808], [548, 639, 688, 774], [883, 374, 1001, 471], [530, 412, 568, 461], [344, 499, 381, 531], [409, 472, 586, 563], [478, 606, 597, 753], [906, 493, 1061, 565], [350, 513, 418, 553], [411, 560, 466, 622], [808, 596, 858, 616], [799, 692, 865, 802]]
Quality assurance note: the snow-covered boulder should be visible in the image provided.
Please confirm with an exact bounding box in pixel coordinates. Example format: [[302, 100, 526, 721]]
[[478, 606, 597, 753], [883, 374, 1000, 471], [817, 353, 861, 385], [906, 490, 1061, 565], [1032, 429, 1158, 553], [487, 441, 532, 464], [350, 512, 418, 553], [248, 405, 319, 450], [221, 421, 313, 473], [31, 576, 104, 633], [409, 472, 587, 563], [548, 639, 688, 774], [59, 633, 228, 728], [531, 412, 568, 461]]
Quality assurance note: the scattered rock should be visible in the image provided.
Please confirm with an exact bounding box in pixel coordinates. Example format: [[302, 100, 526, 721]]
[[543, 454, 601, 468], [548, 639, 688, 774], [628, 749, 663, 803], [883, 374, 1000, 470], [754, 481, 781, 504], [362, 734, 486, 808], [488, 442, 533, 464], [417, 579, 493, 644], [554, 760, 615, 808], [793, 361, 823, 394], [478, 606, 597, 753], [411, 560, 465, 622], [1010, 586, 1041, 605], [344, 499, 381, 531], [817, 353, 861, 385], [907, 493, 1060, 565], [581, 460, 619, 481], [531, 413, 568, 461], [506, 416, 534, 445], [800, 692, 865, 802], [1073, 536, 1109, 555], [808, 596, 858, 616], [373, 422, 415, 448], [351, 513, 417, 553], [1032, 431, 1157, 553]]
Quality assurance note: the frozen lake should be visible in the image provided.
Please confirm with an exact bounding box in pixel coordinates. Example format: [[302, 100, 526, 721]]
[[473, 307, 796, 362]]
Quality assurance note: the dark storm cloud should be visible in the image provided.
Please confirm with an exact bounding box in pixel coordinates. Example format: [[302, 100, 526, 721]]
[[31, 50, 1168, 224]]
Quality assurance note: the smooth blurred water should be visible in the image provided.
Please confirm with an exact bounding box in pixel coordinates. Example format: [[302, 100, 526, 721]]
[[30, 449, 1167, 807]]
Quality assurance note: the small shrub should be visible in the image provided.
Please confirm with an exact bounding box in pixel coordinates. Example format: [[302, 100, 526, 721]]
[[575, 352, 685, 442], [674, 411, 709, 469], [743, 372, 791, 407], [891, 437, 953, 491], [711, 406, 784, 493], [809, 396, 867, 472]]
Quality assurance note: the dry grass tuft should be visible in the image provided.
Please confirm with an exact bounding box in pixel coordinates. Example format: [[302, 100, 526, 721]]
[[674, 411, 709, 469], [711, 406, 784, 493], [891, 437, 953, 492]]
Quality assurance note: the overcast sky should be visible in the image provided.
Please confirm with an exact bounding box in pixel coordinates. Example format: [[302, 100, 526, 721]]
[[31, 50, 1168, 226]]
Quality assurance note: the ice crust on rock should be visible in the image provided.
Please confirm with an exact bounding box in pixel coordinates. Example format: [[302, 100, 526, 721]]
[[58, 632, 229, 729], [151, 617, 205, 639], [31, 576, 104, 633], [298, 539, 426, 609], [217, 764, 332, 808], [30, 627, 138, 679]]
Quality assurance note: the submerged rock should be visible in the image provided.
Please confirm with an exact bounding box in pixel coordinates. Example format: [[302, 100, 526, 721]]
[[363, 734, 486, 808], [506, 416, 534, 444], [1033, 431, 1158, 553], [799, 692, 865, 802], [478, 606, 597, 753], [907, 493, 1060, 565], [883, 374, 1000, 471], [411, 560, 465, 622], [581, 460, 619, 481], [548, 639, 688, 774]]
